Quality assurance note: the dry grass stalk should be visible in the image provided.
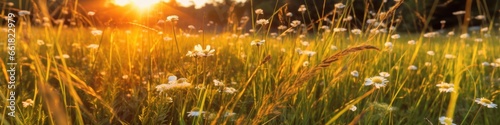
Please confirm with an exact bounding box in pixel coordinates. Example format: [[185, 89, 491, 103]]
[[251, 45, 379, 124], [293, 45, 379, 86], [378, 0, 404, 21], [348, 108, 367, 125], [214, 55, 271, 125]]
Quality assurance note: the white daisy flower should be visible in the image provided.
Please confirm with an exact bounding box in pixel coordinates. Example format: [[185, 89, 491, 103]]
[[298, 5, 307, 13], [301, 41, 309, 46], [482, 62, 490, 66], [379, 72, 390, 77], [351, 29, 362, 35], [255, 9, 264, 15], [301, 50, 316, 57], [299, 35, 306, 39], [256, 19, 269, 25], [459, 33, 469, 39], [61, 54, 70, 59], [349, 105, 357, 111], [188, 25, 195, 30], [270, 32, 278, 37], [474, 38, 483, 42], [166, 15, 179, 22], [321, 25, 330, 30], [166, 97, 173, 103], [37, 40, 45, 45], [187, 111, 206, 117], [91, 29, 103, 36], [427, 51, 435, 56], [18, 10, 31, 16], [480, 27, 488, 32], [290, 20, 301, 27], [389, 26, 397, 31], [163, 36, 173, 41], [295, 48, 303, 55], [330, 45, 338, 50], [436, 82, 454, 93], [278, 25, 287, 30], [364, 76, 388, 89], [439, 116, 456, 125], [452, 10, 466, 15], [22, 99, 34, 108], [189, 44, 215, 57], [214, 79, 225, 87], [195, 84, 206, 90], [475, 15, 485, 20], [408, 65, 418, 70], [407, 40, 416, 45], [223, 87, 238, 94], [157, 20, 165, 24], [447, 31, 454, 36], [335, 3, 345, 8], [426, 31, 441, 37], [491, 63, 499, 67], [87, 11, 95, 16], [168, 75, 177, 82], [384, 42, 393, 48], [391, 34, 400, 39], [87, 44, 99, 49], [351, 70, 359, 77], [445, 54, 456, 59], [250, 39, 265, 46], [186, 51, 196, 57], [366, 19, 376, 24], [475, 97, 497, 108], [302, 61, 310, 67], [224, 112, 237, 117], [425, 62, 432, 66], [333, 28, 347, 32]]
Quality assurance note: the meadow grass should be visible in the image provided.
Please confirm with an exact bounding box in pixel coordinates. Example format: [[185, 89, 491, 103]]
[[1, 0, 500, 125]]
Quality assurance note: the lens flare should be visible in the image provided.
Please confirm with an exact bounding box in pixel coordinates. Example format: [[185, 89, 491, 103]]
[[113, 0, 161, 9], [114, 0, 130, 6], [113, 0, 247, 9], [132, 0, 161, 8]]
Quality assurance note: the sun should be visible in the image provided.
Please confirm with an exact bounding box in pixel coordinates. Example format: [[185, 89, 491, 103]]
[[113, 0, 130, 6], [132, 0, 161, 9], [113, 0, 222, 9], [113, 0, 162, 9]]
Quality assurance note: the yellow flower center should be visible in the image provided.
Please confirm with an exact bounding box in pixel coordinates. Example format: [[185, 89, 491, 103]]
[[441, 84, 451, 88], [372, 77, 384, 83], [481, 98, 492, 104]]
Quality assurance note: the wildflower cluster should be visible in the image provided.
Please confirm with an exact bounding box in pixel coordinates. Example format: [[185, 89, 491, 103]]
[[186, 44, 215, 57], [155, 76, 192, 94]]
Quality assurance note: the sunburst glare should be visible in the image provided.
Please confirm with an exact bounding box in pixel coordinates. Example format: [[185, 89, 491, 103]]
[[113, 0, 246, 9]]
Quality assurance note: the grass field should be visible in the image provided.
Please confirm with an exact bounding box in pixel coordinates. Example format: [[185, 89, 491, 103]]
[[1, 1, 500, 125]]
